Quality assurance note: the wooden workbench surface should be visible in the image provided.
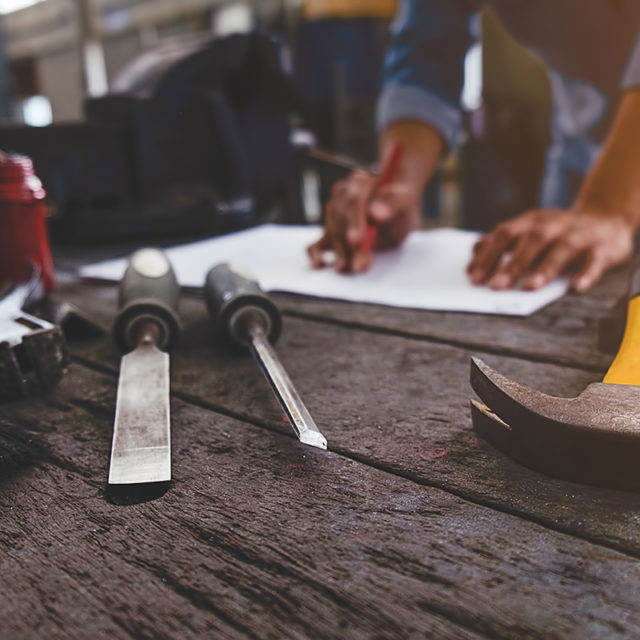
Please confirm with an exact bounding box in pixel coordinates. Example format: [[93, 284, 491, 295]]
[[2, 262, 640, 639]]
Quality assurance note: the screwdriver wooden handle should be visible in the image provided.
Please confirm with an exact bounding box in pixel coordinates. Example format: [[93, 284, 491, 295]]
[[113, 248, 181, 354], [603, 254, 640, 385], [204, 263, 282, 349]]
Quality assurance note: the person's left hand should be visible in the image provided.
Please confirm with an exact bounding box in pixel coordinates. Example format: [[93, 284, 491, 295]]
[[466, 207, 634, 292]]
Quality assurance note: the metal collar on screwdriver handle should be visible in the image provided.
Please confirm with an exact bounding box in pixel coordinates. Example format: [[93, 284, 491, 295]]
[[204, 263, 282, 351], [231, 306, 275, 349]]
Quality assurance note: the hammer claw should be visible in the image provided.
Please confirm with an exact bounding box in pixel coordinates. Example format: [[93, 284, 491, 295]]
[[470, 357, 640, 492]]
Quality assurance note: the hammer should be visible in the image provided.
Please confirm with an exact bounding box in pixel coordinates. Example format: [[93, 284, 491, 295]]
[[470, 259, 640, 492]]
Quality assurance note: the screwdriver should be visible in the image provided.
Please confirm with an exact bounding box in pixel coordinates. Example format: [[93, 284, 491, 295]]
[[204, 263, 327, 450], [109, 248, 181, 485]]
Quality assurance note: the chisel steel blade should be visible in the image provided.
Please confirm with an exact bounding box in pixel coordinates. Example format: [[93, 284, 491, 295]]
[[109, 342, 171, 484]]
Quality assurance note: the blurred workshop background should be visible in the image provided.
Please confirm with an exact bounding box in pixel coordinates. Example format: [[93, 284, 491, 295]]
[[0, 0, 550, 244]]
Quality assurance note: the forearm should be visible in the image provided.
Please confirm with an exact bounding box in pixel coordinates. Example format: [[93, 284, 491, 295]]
[[574, 90, 640, 229], [376, 0, 477, 186], [379, 119, 444, 192], [468, 91, 640, 292]]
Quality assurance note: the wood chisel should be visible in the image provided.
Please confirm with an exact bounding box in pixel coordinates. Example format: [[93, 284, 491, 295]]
[[108, 248, 180, 485], [204, 263, 327, 450]]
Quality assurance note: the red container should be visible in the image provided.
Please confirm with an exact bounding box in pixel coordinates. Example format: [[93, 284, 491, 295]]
[[0, 151, 55, 293]]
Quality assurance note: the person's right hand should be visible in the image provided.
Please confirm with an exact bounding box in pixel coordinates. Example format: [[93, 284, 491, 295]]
[[307, 170, 422, 273]]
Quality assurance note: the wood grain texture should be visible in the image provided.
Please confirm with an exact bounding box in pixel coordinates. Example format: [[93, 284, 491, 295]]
[[2, 364, 640, 639], [272, 265, 628, 371], [60, 282, 640, 558], [59, 264, 627, 374]]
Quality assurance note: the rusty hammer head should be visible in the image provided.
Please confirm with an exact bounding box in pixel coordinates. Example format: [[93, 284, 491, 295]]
[[470, 357, 640, 491], [470, 262, 640, 492]]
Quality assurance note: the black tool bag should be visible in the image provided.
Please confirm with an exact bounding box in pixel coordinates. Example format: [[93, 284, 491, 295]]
[[1, 33, 295, 241]]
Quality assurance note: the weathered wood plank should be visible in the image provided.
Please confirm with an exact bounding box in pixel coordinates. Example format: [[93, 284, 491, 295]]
[[2, 364, 640, 639], [58, 262, 629, 370], [60, 282, 640, 557], [273, 264, 628, 371]]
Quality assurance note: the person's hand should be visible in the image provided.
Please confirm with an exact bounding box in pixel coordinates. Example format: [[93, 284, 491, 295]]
[[307, 171, 421, 273], [467, 207, 634, 292]]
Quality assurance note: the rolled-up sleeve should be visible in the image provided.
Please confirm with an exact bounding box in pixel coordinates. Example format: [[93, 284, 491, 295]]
[[621, 30, 640, 89], [376, 0, 480, 149]]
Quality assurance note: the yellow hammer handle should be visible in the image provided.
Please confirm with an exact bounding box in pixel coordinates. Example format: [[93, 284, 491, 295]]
[[604, 294, 640, 385]]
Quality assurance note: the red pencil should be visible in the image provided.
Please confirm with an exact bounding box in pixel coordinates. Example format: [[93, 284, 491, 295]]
[[359, 140, 405, 255]]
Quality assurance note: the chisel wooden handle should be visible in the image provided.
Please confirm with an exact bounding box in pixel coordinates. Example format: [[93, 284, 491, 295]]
[[603, 254, 640, 385], [113, 248, 180, 353], [204, 263, 281, 349]]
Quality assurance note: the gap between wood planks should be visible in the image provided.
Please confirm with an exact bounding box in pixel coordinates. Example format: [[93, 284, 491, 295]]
[[175, 286, 610, 373], [70, 353, 640, 564], [278, 309, 608, 374]]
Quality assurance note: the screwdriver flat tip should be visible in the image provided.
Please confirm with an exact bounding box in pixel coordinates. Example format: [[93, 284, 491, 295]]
[[300, 430, 328, 450]]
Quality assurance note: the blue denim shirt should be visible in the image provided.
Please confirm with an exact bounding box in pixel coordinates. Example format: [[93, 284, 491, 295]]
[[377, 0, 640, 206]]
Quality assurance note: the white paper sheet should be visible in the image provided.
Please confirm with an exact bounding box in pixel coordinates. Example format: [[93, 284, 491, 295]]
[[79, 224, 568, 316]]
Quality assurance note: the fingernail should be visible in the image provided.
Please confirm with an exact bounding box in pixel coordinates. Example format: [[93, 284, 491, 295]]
[[352, 252, 371, 273], [370, 201, 389, 220], [489, 273, 511, 290], [469, 268, 484, 284], [347, 228, 361, 246], [526, 274, 546, 290], [573, 276, 590, 292]]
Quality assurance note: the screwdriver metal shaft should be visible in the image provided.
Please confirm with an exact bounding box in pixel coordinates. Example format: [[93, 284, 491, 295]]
[[205, 262, 328, 451], [244, 319, 327, 450]]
